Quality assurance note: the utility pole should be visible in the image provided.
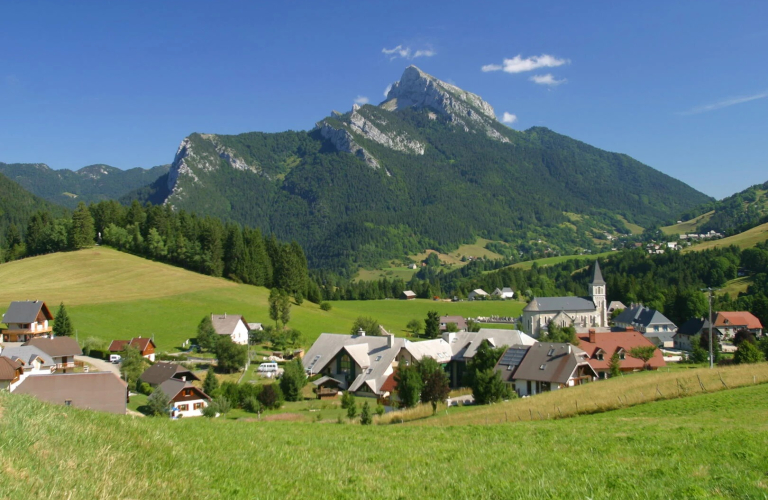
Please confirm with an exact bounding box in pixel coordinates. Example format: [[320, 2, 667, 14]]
[[701, 287, 720, 369]]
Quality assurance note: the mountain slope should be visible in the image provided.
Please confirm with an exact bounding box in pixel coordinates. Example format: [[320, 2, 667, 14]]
[[677, 180, 768, 235], [138, 66, 712, 270], [0, 162, 170, 208], [0, 172, 67, 244]]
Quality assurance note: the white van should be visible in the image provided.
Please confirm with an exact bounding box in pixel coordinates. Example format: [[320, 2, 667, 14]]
[[109, 354, 122, 364], [258, 362, 278, 373]]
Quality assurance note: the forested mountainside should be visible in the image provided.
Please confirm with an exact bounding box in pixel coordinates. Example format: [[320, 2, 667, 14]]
[[0, 162, 169, 209], [128, 66, 712, 271], [681, 180, 768, 235], [0, 172, 67, 247]]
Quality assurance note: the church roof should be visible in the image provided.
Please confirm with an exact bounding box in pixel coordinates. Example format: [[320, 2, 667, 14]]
[[524, 297, 596, 313], [591, 261, 606, 286]]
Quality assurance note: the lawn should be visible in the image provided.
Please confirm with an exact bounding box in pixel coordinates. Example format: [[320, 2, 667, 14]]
[[2, 375, 768, 498], [0, 248, 525, 351]]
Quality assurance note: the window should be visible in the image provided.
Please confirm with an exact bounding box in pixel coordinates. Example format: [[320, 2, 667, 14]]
[[619, 351, 625, 360], [178, 404, 189, 411], [340, 354, 351, 374], [547, 348, 555, 356], [193, 403, 203, 410], [539, 364, 547, 370], [596, 351, 604, 361], [64, 400, 72, 406], [375, 356, 382, 362]]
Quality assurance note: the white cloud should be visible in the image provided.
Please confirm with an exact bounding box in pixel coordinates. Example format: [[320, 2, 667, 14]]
[[383, 84, 393, 98], [679, 91, 768, 115], [501, 112, 518, 124], [382, 45, 436, 61], [354, 96, 369, 105], [530, 73, 567, 86], [482, 54, 569, 73]]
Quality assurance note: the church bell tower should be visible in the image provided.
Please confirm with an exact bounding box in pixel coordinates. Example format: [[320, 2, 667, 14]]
[[590, 261, 607, 326]]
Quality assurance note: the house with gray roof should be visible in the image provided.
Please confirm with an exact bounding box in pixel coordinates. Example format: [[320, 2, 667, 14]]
[[613, 305, 677, 347], [495, 342, 597, 396], [24, 337, 83, 371], [1, 345, 56, 377], [675, 317, 709, 351], [1, 300, 54, 342], [521, 262, 608, 337], [157, 378, 211, 418], [211, 313, 250, 345], [139, 361, 200, 387], [492, 287, 515, 299]]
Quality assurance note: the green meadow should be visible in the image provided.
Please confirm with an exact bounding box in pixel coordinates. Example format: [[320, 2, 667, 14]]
[[2, 378, 767, 499], [509, 250, 616, 270], [684, 221, 768, 252], [0, 248, 524, 350]]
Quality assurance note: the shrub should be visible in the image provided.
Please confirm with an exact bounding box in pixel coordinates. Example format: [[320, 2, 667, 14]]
[[375, 404, 385, 416], [258, 384, 284, 410], [243, 396, 263, 414], [340, 391, 355, 410], [320, 302, 332, 311], [146, 390, 170, 417], [280, 358, 307, 402], [360, 401, 372, 425]]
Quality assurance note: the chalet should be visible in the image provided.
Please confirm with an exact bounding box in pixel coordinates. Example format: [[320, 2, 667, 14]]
[[211, 314, 250, 345], [495, 342, 597, 396], [675, 318, 712, 350], [613, 305, 677, 347], [714, 311, 763, 339], [312, 376, 344, 399], [24, 337, 83, 371], [467, 289, 489, 301], [443, 329, 536, 387], [157, 379, 211, 418], [439, 315, 467, 332], [0, 357, 24, 391], [139, 362, 200, 387], [400, 291, 417, 300], [1, 300, 54, 343], [491, 287, 515, 300], [14, 372, 128, 414], [577, 329, 665, 378], [108, 337, 157, 361], [1, 346, 56, 376]]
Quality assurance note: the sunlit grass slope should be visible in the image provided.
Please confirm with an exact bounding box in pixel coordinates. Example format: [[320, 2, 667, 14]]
[[2, 379, 767, 499], [685, 221, 768, 252], [0, 248, 523, 350]]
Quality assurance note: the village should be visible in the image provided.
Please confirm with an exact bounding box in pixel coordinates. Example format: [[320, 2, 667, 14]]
[[1, 262, 763, 421]]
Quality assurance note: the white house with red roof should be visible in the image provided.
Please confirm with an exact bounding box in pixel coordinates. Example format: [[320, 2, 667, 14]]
[[576, 328, 665, 378]]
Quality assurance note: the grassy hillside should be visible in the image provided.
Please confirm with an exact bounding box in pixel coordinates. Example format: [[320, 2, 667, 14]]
[[661, 210, 714, 235], [510, 250, 616, 270], [684, 221, 768, 252], [2, 375, 767, 498], [0, 248, 524, 350]]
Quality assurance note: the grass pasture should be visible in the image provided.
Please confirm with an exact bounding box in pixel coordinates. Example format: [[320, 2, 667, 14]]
[[3, 374, 768, 498], [685, 221, 768, 252], [0, 248, 524, 350], [510, 250, 616, 270], [661, 210, 714, 235]]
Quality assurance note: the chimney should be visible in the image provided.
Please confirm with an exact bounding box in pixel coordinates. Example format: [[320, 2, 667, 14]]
[[626, 326, 634, 332], [387, 333, 394, 348], [182, 375, 186, 382], [358, 328, 365, 337], [588, 329, 596, 343]]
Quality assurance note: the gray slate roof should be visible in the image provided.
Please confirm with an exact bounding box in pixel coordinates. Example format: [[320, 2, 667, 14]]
[[211, 314, 248, 335], [139, 362, 199, 386], [2, 300, 52, 324], [509, 342, 595, 385], [592, 261, 606, 285], [524, 296, 597, 313], [157, 378, 210, 401], [677, 317, 710, 336], [449, 329, 536, 360], [613, 306, 676, 329], [1, 346, 55, 367]]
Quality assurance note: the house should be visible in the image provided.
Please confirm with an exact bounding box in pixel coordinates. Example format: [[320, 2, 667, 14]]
[[495, 342, 597, 396], [108, 337, 157, 361], [613, 305, 677, 347], [157, 379, 211, 418], [139, 362, 200, 387], [467, 289, 489, 301], [1, 345, 56, 376], [522, 262, 607, 337], [675, 318, 711, 351], [211, 314, 250, 345], [713, 311, 763, 339], [443, 328, 536, 387], [0, 357, 24, 391], [439, 315, 467, 332], [248, 323, 263, 332], [408, 263, 418, 270], [491, 287, 515, 300], [576, 329, 665, 378], [400, 291, 417, 300], [312, 376, 344, 399], [24, 337, 83, 371], [607, 301, 627, 315], [1, 300, 54, 342], [13, 372, 128, 414]]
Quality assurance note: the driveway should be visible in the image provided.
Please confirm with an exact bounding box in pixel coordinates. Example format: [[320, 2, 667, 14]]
[[76, 355, 121, 376]]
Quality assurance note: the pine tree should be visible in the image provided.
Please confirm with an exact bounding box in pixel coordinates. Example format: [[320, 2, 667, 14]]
[[203, 366, 220, 397], [360, 401, 372, 425], [68, 202, 95, 249], [52, 302, 74, 337], [608, 351, 621, 378]]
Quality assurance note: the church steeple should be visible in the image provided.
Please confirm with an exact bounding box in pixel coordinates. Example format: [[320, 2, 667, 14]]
[[592, 260, 605, 286], [590, 261, 607, 327]]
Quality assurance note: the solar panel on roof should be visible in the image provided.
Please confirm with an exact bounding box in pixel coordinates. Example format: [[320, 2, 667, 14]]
[[499, 348, 526, 367]]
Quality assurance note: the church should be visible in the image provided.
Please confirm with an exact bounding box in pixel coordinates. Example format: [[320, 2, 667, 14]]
[[521, 262, 607, 337]]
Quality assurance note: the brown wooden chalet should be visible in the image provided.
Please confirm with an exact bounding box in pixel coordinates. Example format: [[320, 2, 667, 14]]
[[1, 301, 54, 342], [108, 337, 156, 361]]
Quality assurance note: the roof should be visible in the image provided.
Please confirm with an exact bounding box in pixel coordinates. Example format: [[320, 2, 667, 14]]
[[1, 346, 56, 367], [523, 296, 596, 313], [108, 337, 156, 353], [439, 316, 467, 330], [380, 372, 397, 393], [14, 372, 128, 414], [591, 261, 606, 286], [576, 331, 665, 370], [607, 301, 627, 311], [0, 356, 22, 380], [2, 300, 53, 324], [157, 378, 211, 401], [676, 318, 710, 336], [402, 291, 416, 297], [211, 314, 249, 335], [403, 338, 453, 363], [139, 362, 199, 386], [248, 323, 263, 331], [613, 305, 676, 329], [108, 340, 129, 352], [449, 329, 536, 360], [494, 345, 531, 383], [469, 289, 488, 296], [24, 337, 83, 357], [510, 343, 595, 384], [715, 311, 763, 330], [312, 376, 343, 387]]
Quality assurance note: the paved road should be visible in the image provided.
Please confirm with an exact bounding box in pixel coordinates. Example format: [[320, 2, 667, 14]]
[[75, 355, 121, 375]]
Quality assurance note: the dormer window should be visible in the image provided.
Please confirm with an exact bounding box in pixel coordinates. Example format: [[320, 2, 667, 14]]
[[595, 350, 604, 361]]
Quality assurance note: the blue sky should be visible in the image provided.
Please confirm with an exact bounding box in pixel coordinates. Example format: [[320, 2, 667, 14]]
[[1, 0, 766, 199]]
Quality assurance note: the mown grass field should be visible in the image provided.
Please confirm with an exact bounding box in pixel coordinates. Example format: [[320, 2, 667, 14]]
[[661, 210, 714, 235], [0, 248, 524, 350], [719, 276, 754, 297], [685, 221, 768, 252], [2, 374, 768, 499], [510, 250, 616, 270]]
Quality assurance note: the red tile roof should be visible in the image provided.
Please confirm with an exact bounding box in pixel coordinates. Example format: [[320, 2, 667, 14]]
[[108, 340, 129, 352], [576, 331, 665, 371], [380, 372, 397, 393], [714, 311, 763, 330], [108, 337, 155, 354]]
